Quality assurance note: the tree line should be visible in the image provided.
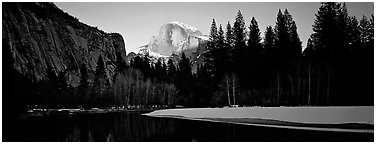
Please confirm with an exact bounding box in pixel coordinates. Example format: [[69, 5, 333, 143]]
[[6, 2, 373, 112], [199, 2, 374, 106]]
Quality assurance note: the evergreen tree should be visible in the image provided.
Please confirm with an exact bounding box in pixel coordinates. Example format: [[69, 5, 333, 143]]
[[359, 15, 373, 47], [233, 10, 246, 48], [142, 56, 151, 77], [263, 26, 277, 105], [247, 17, 263, 52], [176, 52, 193, 106], [273, 9, 290, 105], [311, 2, 350, 105], [204, 19, 218, 78], [347, 16, 361, 50], [352, 15, 373, 105], [167, 59, 176, 83], [359, 15, 370, 44], [246, 17, 263, 88], [178, 53, 192, 79], [225, 21, 235, 68], [368, 15, 374, 47], [45, 65, 58, 105], [287, 13, 302, 105], [115, 51, 126, 73], [232, 10, 247, 87], [155, 58, 163, 79], [162, 60, 167, 79], [95, 55, 106, 80], [132, 56, 143, 70], [303, 38, 316, 105], [57, 71, 67, 91], [263, 26, 275, 51], [214, 24, 226, 83], [79, 63, 89, 103], [93, 54, 107, 105]]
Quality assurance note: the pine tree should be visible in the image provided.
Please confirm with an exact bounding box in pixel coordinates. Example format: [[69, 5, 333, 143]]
[[274, 9, 290, 105], [132, 56, 143, 70], [57, 71, 67, 104], [142, 56, 151, 77], [359, 15, 372, 46], [264, 26, 275, 51], [95, 55, 106, 80], [178, 53, 192, 78], [247, 17, 262, 53], [311, 2, 350, 105], [167, 59, 176, 83], [79, 63, 89, 99], [176, 52, 193, 105], [225, 21, 235, 68], [368, 15, 374, 47], [155, 58, 163, 79], [93, 54, 107, 105], [233, 10, 246, 48], [263, 26, 277, 105], [303, 38, 315, 105], [286, 11, 302, 105], [232, 10, 247, 87], [352, 15, 373, 105], [204, 19, 219, 78], [246, 17, 263, 88], [115, 51, 126, 73], [57, 71, 67, 90], [214, 24, 226, 83], [162, 60, 167, 78], [347, 16, 361, 50], [46, 65, 58, 105]]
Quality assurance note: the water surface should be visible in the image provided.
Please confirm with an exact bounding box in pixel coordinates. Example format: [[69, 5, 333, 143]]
[[3, 111, 373, 142]]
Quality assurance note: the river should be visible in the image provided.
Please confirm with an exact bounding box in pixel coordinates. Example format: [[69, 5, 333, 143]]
[[3, 111, 373, 142]]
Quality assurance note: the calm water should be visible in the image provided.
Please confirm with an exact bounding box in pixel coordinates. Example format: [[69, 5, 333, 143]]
[[3, 111, 373, 142]]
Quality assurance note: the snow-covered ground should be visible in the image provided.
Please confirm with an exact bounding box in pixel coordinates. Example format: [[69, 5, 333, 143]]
[[144, 106, 373, 124]]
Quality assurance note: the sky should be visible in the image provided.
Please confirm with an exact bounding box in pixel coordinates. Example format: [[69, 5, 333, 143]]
[[55, 2, 374, 54]]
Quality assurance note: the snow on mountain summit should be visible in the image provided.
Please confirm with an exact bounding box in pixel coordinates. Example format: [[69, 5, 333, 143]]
[[169, 21, 199, 33]]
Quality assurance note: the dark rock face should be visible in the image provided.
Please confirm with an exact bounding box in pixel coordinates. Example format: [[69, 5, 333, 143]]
[[3, 2, 126, 87]]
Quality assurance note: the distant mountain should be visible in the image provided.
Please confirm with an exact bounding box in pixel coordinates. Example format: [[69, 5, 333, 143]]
[[127, 22, 209, 72], [3, 2, 126, 87], [147, 21, 209, 56]]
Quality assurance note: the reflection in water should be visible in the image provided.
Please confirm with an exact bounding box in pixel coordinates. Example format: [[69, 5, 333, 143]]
[[5, 111, 178, 142], [62, 112, 178, 142], [3, 111, 373, 142]]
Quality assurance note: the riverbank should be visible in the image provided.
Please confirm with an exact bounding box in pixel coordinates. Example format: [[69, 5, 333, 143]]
[[143, 106, 374, 133], [16, 107, 157, 120]]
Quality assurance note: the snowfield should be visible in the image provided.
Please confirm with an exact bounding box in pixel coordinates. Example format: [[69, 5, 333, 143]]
[[144, 106, 373, 124]]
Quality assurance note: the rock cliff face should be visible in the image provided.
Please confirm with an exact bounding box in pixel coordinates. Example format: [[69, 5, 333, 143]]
[[128, 22, 208, 73], [147, 22, 208, 56], [3, 2, 126, 87]]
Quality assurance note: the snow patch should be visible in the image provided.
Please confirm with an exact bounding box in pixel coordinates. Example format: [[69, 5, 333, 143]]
[[145, 106, 374, 125], [136, 47, 169, 58], [170, 21, 199, 32]]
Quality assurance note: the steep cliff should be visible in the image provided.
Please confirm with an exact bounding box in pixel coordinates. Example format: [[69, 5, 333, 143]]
[[147, 22, 208, 56], [3, 2, 126, 87], [127, 22, 208, 73]]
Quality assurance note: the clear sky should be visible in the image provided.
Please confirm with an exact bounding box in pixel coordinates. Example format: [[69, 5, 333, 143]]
[[55, 2, 374, 54]]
